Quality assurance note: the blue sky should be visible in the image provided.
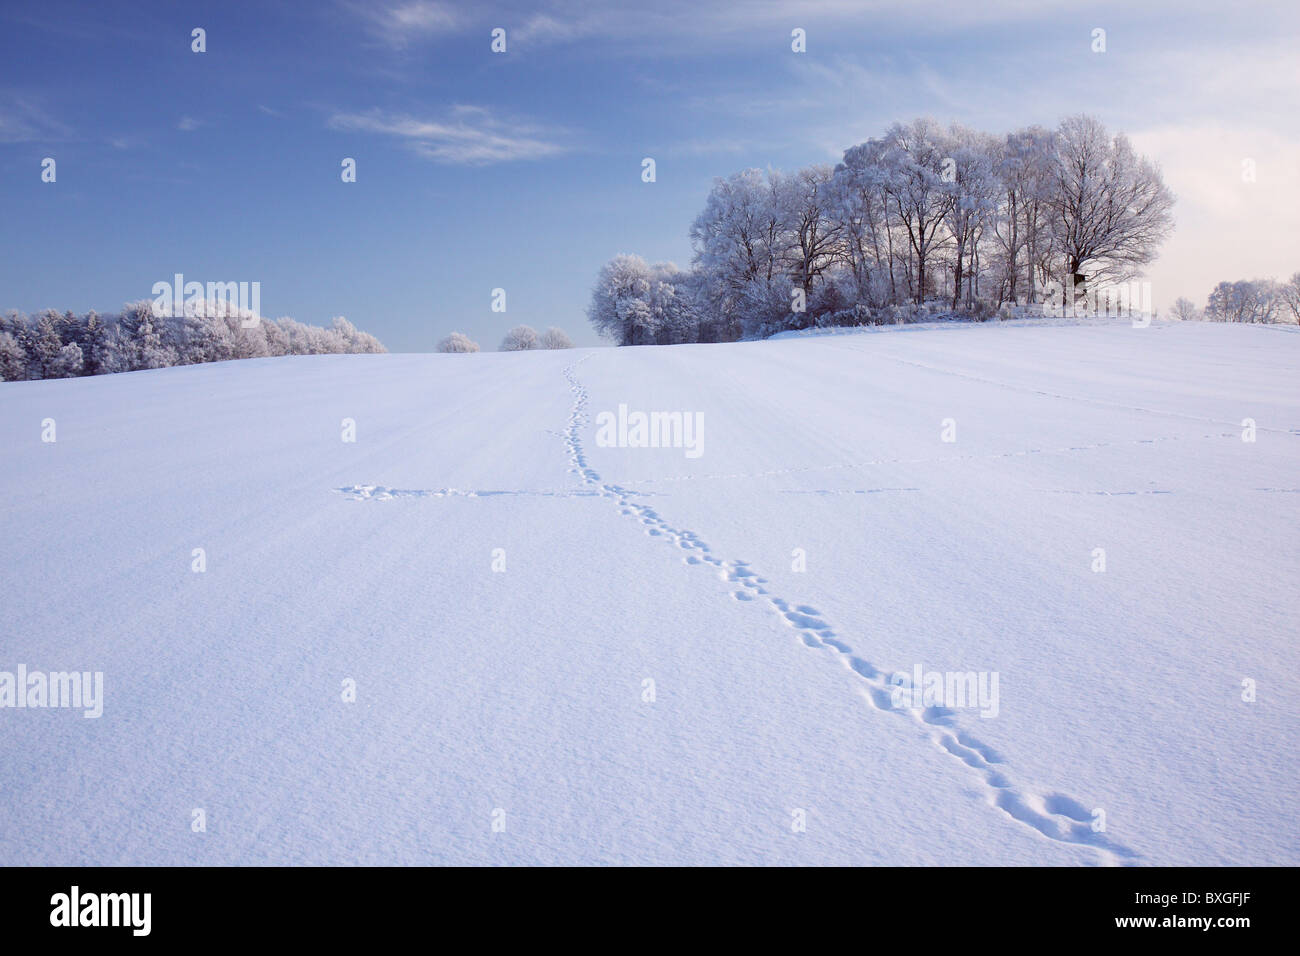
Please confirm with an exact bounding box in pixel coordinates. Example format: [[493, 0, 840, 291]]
[[2, 0, 1296, 350]]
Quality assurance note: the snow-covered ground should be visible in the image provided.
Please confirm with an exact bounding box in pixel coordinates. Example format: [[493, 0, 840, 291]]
[[1, 320, 1296, 866]]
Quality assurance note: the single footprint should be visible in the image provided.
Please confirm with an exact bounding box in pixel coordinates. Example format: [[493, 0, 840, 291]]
[[957, 732, 1003, 764], [1043, 794, 1092, 822], [848, 657, 877, 680], [940, 735, 987, 769], [922, 706, 957, 726]]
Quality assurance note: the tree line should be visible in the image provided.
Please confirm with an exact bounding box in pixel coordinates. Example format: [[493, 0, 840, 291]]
[[588, 114, 1177, 344], [0, 300, 386, 382], [1172, 275, 1300, 324]]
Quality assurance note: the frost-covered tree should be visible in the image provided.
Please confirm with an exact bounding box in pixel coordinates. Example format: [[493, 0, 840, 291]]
[[540, 327, 574, 349], [278, 317, 328, 355], [49, 342, 84, 378], [996, 126, 1057, 305], [647, 264, 705, 344], [1170, 297, 1199, 322], [179, 309, 237, 364], [26, 309, 65, 379], [690, 169, 781, 293], [587, 254, 656, 345], [833, 138, 899, 307], [499, 325, 539, 351], [0, 331, 27, 381], [777, 164, 842, 299], [1048, 115, 1175, 297], [331, 316, 386, 354], [57, 309, 85, 352], [0, 310, 24, 341], [588, 255, 710, 345], [878, 119, 954, 304], [689, 168, 793, 329], [690, 167, 826, 337], [262, 318, 290, 357], [436, 332, 480, 353], [119, 300, 176, 370], [940, 125, 1001, 310], [1276, 272, 1300, 324], [1205, 279, 1282, 323], [80, 310, 108, 375], [93, 324, 133, 375]]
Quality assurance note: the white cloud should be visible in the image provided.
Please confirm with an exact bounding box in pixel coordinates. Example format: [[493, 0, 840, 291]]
[[513, 13, 595, 45], [328, 106, 569, 163], [0, 95, 70, 142], [345, 0, 461, 48], [176, 116, 201, 132], [510, 0, 1079, 46], [339, 0, 1109, 51]]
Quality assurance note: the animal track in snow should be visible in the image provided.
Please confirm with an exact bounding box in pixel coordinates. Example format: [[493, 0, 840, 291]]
[[1040, 488, 1173, 496], [782, 488, 921, 496], [339, 357, 1142, 864], [336, 484, 621, 501], [559, 357, 1138, 865]]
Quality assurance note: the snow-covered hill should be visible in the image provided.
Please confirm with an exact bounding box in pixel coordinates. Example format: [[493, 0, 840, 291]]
[[1, 320, 1296, 865]]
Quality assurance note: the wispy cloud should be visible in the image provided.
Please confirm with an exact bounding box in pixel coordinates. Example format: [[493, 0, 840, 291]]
[[344, 0, 461, 48], [335, 0, 1106, 52], [176, 116, 201, 132], [329, 105, 569, 164], [513, 12, 606, 45], [0, 95, 70, 142], [479, 0, 1083, 49]]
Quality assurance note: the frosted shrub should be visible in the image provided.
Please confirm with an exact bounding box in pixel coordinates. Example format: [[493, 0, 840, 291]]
[[437, 332, 480, 353], [500, 325, 539, 351], [540, 327, 574, 349]]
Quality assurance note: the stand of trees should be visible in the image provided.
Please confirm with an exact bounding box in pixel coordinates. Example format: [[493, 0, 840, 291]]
[[498, 325, 574, 351], [1202, 275, 1300, 324], [1168, 275, 1300, 324], [588, 114, 1175, 345], [0, 300, 386, 382]]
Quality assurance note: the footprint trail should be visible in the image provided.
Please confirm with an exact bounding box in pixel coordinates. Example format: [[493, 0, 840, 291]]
[[561, 357, 1138, 865]]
